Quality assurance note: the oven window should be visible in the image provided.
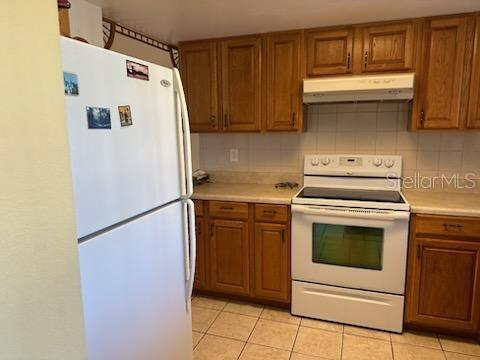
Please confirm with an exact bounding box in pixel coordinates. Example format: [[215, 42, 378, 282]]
[[312, 224, 384, 270]]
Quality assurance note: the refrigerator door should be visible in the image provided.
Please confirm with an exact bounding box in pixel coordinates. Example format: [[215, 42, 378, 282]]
[[61, 38, 182, 238], [79, 201, 192, 360]]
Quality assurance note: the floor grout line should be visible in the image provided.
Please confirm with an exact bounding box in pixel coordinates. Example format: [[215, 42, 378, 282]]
[[237, 307, 264, 359], [193, 296, 480, 359]]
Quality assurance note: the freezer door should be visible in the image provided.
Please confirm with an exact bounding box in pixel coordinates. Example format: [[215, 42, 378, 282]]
[[79, 201, 192, 360], [61, 38, 182, 237]]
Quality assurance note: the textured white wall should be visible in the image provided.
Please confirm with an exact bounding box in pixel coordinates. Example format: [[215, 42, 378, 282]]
[[0, 1, 87, 359], [69, 0, 103, 46]]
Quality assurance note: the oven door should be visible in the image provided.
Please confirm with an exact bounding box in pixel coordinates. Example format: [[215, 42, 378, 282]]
[[292, 204, 410, 295]]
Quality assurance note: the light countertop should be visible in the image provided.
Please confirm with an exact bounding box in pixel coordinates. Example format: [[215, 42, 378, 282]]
[[193, 182, 480, 217], [192, 182, 299, 205], [403, 190, 480, 218]]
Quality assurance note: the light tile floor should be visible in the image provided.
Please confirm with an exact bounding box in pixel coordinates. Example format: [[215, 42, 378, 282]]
[[192, 295, 480, 360]]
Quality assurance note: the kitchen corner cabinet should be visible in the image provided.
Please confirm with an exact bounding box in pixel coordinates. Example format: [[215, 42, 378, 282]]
[[192, 200, 291, 305], [357, 22, 415, 73], [306, 28, 353, 76], [405, 214, 480, 336], [179, 41, 219, 132], [264, 31, 304, 131], [467, 15, 480, 129], [412, 16, 468, 129]]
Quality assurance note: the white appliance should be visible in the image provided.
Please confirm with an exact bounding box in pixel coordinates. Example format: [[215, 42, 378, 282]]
[[291, 154, 410, 333], [303, 73, 415, 103], [61, 37, 195, 359]]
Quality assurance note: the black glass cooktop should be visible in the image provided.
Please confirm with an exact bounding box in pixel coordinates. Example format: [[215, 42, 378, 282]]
[[298, 187, 405, 203]]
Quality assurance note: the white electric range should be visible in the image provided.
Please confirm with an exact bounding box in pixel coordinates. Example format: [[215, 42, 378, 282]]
[[291, 154, 410, 333]]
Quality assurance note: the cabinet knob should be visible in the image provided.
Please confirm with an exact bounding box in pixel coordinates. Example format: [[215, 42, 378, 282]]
[[420, 109, 425, 127], [443, 223, 463, 232], [223, 114, 229, 129], [416, 244, 422, 260]]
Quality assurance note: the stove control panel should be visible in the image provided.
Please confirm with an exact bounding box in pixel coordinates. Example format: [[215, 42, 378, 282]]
[[305, 154, 402, 178]]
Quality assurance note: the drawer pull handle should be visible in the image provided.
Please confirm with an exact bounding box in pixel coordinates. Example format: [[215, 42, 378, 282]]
[[220, 206, 233, 210], [263, 210, 277, 215], [443, 223, 463, 232]]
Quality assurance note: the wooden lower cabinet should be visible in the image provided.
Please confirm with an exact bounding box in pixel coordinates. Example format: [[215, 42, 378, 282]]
[[254, 222, 290, 302], [405, 214, 480, 336], [209, 218, 250, 296], [194, 216, 207, 290], [193, 200, 291, 304]]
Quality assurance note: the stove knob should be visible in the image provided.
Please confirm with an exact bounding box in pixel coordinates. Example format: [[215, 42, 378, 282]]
[[385, 159, 395, 168], [321, 157, 331, 166], [373, 158, 383, 167], [310, 157, 320, 166]]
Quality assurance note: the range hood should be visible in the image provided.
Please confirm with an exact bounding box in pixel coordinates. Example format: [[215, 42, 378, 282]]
[[303, 73, 415, 103]]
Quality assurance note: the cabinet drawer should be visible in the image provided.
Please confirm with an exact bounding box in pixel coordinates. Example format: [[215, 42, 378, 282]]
[[255, 204, 289, 223], [194, 200, 204, 216], [415, 215, 480, 239], [209, 201, 248, 220]]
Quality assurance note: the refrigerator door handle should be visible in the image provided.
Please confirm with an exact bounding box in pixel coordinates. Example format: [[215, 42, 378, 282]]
[[175, 94, 187, 198], [173, 68, 194, 199], [184, 199, 196, 311]]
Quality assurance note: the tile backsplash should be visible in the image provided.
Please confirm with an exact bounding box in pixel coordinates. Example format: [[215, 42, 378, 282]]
[[199, 102, 480, 179]]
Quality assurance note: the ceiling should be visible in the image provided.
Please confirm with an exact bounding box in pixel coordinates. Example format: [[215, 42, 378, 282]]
[[90, 0, 480, 44]]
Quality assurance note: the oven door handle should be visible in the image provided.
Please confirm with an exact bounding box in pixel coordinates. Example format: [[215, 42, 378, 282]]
[[292, 205, 409, 221]]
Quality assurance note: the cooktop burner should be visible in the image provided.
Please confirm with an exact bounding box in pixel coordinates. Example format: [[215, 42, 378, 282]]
[[298, 187, 405, 203]]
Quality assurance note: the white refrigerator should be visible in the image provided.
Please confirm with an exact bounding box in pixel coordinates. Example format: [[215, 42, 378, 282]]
[[61, 37, 195, 360]]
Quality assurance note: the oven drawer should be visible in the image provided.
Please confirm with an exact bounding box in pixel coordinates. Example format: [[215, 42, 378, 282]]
[[292, 280, 404, 333], [255, 204, 289, 223], [415, 214, 480, 240], [209, 201, 249, 220]]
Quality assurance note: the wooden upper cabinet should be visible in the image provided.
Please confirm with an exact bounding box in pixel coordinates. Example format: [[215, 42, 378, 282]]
[[180, 41, 219, 132], [414, 16, 467, 129], [359, 22, 415, 73], [221, 37, 262, 132], [406, 236, 480, 333], [209, 218, 250, 295], [467, 15, 480, 129], [306, 28, 354, 76], [254, 222, 290, 303], [264, 32, 303, 131]]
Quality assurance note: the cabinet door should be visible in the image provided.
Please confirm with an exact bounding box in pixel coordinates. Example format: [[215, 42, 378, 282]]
[[194, 217, 207, 290], [360, 22, 415, 72], [414, 17, 467, 129], [467, 15, 480, 129], [265, 32, 303, 131], [209, 219, 250, 295], [180, 41, 218, 132], [306, 28, 353, 76], [221, 37, 261, 132], [254, 223, 290, 302], [406, 237, 480, 333]]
